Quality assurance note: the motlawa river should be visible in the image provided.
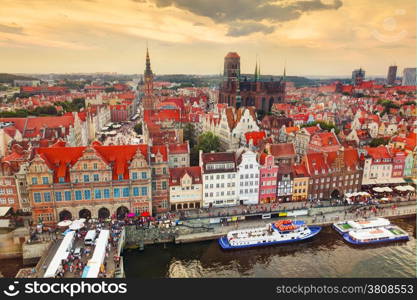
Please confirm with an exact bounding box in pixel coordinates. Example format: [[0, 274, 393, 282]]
[[124, 217, 416, 278]]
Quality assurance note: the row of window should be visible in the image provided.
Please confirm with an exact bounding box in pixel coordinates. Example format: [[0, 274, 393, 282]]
[[239, 173, 259, 179], [239, 188, 259, 194], [0, 179, 12, 185], [0, 198, 15, 204], [204, 182, 236, 189], [31, 172, 149, 185], [204, 173, 236, 180], [313, 181, 358, 190], [33, 187, 148, 203], [204, 191, 236, 197], [0, 188, 14, 195]]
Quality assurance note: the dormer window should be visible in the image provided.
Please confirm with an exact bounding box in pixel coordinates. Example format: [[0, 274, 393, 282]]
[[59, 177, 65, 183], [118, 174, 123, 181]]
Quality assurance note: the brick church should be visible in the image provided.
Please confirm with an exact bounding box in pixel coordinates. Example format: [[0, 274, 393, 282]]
[[219, 52, 286, 112]]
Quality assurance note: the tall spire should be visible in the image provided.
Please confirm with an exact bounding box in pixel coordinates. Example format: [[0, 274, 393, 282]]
[[254, 60, 258, 82], [282, 60, 286, 82], [258, 58, 261, 79], [145, 45, 153, 76]]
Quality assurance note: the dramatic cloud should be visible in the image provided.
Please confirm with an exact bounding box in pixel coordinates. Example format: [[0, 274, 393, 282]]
[[147, 0, 343, 35], [226, 22, 275, 37], [0, 24, 24, 35]]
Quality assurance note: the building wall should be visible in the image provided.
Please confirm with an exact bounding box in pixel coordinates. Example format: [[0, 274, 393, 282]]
[[0, 176, 20, 211], [259, 155, 278, 204], [202, 171, 237, 207], [293, 177, 309, 201], [362, 158, 393, 185], [169, 173, 202, 210], [237, 151, 260, 205]]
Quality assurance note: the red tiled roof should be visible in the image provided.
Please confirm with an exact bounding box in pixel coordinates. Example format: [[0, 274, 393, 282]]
[[365, 146, 392, 160], [168, 143, 189, 154], [169, 166, 202, 186], [293, 164, 308, 177], [36, 147, 85, 182], [150, 145, 168, 162], [245, 131, 266, 146], [94, 145, 148, 180], [343, 148, 360, 169], [270, 143, 295, 158], [306, 152, 329, 175]]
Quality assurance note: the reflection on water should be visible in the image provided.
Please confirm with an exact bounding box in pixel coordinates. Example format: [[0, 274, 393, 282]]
[[0, 257, 24, 278], [124, 217, 416, 278]]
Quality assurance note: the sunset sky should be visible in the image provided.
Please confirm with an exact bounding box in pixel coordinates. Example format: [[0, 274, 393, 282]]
[[0, 0, 415, 76]]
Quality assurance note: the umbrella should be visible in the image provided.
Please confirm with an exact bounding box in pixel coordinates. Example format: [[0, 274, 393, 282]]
[[69, 222, 85, 230], [345, 193, 352, 198], [373, 187, 384, 192], [78, 218, 86, 223], [395, 186, 406, 191], [140, 211, 150, 217], [383, 187, 393, 192], [405, 185, 415, 191], [127, 213, 135, 218], [57, 220, 72, 227]]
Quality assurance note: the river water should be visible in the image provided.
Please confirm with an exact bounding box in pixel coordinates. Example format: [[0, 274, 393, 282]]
[[124, 217, 416, 278]]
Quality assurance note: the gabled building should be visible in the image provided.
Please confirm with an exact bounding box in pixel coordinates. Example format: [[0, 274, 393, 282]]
[[308, 131, 341, 153], [200, 151, 238, 207], [237, 150, 260, 205], [362, 146, 394, 185], [150, 145, 169, 213], [259, 154, 278, 204], [169, 166, 202, 211], [26, 144, 152, 224], [304, 147, 362, 200], [168, 142, 190, 168]]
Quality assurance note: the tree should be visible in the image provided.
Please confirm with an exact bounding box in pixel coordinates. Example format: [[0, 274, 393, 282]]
[[369, 138, 389, 147], [134, 123, 143, 135], [196, 132, 221, 153], [72, 98, 85, 111], [190, 132, 221, 166], [301, 120, 340, 134], [183, 123, 196, 148]]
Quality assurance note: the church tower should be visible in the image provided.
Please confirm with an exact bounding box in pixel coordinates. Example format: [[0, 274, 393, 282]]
[[142, 47, 156, 110]]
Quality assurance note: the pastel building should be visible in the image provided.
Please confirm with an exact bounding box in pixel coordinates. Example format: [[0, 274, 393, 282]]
[[26, 144, 152, 224], [259, 154, 278, 204], [237, 150, 260, 205], [200, 151, 238, 207], [169, 166, 202, 211]]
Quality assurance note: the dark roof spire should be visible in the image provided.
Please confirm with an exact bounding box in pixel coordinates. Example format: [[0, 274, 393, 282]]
[[145, 45, 153, 76]]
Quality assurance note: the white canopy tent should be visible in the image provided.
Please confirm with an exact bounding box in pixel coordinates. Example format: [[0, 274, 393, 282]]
[[57, 220, 72, 227], [44, 231, 76, 278], [82, 230, 110, 278]]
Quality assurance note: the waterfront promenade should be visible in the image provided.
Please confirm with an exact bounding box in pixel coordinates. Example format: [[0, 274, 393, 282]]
[[124, 199, 416, 246]]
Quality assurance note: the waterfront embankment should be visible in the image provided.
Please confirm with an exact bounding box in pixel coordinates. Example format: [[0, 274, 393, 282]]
[[124, 201, 416, 247]]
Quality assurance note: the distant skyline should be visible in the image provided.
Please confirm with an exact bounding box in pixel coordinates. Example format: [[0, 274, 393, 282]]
[[0, 0, 415, 76]]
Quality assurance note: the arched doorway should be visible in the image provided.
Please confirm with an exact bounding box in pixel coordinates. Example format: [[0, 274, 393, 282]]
[[116, 206, 129, 219], [98, 207, 110, 219], [79, 209, 91, 219], [331, 189, 340, 199], [268, 97, 274, 112], [59, 210, 72, 221]]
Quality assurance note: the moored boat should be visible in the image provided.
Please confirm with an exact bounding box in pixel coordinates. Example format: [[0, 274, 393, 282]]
[[332, 217, 390, 235], [218, 219, 321, 250], [342, 225, 409, 245]]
